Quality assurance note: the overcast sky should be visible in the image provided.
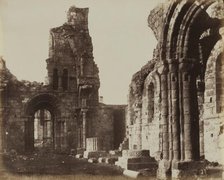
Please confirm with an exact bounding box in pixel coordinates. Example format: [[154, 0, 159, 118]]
[[0, 0, 165, 104]]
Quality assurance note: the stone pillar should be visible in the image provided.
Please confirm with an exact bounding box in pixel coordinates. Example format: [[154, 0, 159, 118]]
[[171, 61, 201, 179], [134, 106, 142, 150], [167, 72, 173, 160], [160, 70, 169, 160], [169, 62, 180, 161], [182, 71, 193, 161], [178, 70, 185, 161], [157, 66, 171, 179], [197, 81, 205, 157], [82, 109, 88, 149]]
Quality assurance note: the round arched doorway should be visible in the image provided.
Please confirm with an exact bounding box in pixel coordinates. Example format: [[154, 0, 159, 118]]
[[24, 93, 60, 152]]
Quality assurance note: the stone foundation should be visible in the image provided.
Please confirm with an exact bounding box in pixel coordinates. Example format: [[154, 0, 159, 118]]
[[115, 150, 157, 171]]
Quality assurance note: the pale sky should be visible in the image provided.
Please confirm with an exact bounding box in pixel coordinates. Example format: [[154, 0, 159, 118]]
[[0, 0, 164, 104]]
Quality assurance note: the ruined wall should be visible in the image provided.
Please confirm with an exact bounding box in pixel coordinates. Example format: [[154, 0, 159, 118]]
[[126, 59, 161, 156], [88, 104, 126, 151], [126, 0, 224, 166], [1, 69, 78, 152], [141, 70, 161, 156], [203, 1, 224, 164], [1, 6, 127, 154]]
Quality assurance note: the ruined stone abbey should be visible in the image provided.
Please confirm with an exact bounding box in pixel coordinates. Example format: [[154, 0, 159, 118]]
[[0, 0, 224, 179]]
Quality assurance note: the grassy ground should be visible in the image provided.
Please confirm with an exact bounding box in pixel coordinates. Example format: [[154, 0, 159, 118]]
[[0, 152, 127, 178], [0, 152, 222, 179]]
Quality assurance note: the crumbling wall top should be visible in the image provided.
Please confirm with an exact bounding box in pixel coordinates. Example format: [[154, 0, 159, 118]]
[[66, 6, 89, 27], [148, 2, 170, 40]]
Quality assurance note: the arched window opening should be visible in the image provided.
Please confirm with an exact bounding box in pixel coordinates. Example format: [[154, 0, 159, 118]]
[[148, 83, 154, 123], [34, 109, 53, 149], [53, 68, 58, 90], [216, 54, 224, 113], [62, 69, 69, 90]]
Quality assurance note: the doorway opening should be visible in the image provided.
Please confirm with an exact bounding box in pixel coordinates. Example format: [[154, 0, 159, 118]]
[[34, 109, 54, 149]]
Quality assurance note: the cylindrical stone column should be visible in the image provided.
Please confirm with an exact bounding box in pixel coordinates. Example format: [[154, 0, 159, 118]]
[[161, 72, 169, 160], [178, 71, 185, 161], [170, 71, 180, 161], [167, 72, 173, 160], [82, 109, 88, 149], [182, 71, 193, 161], [135, 106, 142, 150]]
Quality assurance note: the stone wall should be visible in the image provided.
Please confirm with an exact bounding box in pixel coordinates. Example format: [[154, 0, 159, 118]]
[[202, 0, 224, 164], [89, 104, 126, 151]]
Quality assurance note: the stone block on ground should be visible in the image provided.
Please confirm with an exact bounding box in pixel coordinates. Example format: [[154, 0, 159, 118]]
[[83, 151, 107, 159], [105, 157, 118, 164], [123, 169, 142, 178], [109, 150, 122, 156], [98, 157, 106, 163], [75, 154, 83, 159], [88, 158, 98, 163]]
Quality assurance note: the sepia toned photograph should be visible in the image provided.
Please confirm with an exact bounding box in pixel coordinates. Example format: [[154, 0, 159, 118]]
[[0, 0, 224, 179]]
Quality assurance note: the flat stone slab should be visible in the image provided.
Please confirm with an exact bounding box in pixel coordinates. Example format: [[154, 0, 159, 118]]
[[123, 169, 141, 178]]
